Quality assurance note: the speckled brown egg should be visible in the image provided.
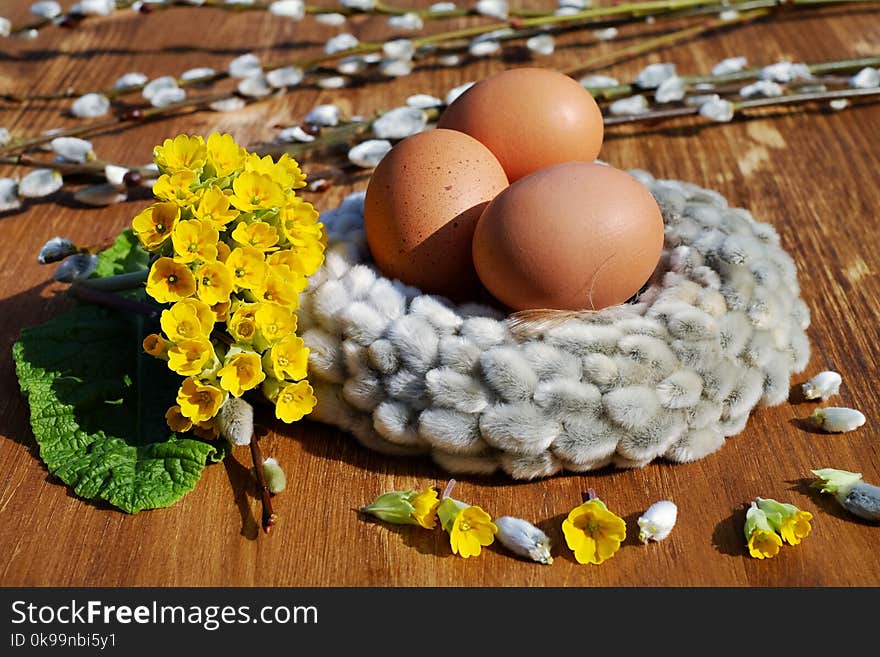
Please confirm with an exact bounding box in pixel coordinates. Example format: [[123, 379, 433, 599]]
[[364, 128, 509, 300], [472, 162, 665, 311], [437, 68, 604, 182]]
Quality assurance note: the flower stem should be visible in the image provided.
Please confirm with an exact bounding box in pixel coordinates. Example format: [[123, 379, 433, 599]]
[[76, 270, 148, 291], [442, 479, 457, 500], [249, 431, 277, 534], [69, 283, 159, 319]]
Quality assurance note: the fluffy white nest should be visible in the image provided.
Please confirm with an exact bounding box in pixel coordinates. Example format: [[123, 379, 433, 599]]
[[297, 170, 811, 479]]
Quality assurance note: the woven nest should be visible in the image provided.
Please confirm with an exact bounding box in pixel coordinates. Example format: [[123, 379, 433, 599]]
[[297, 169, 811, 480]]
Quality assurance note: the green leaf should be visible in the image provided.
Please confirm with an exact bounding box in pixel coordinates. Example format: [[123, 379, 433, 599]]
[[93, 228, 150, 278], [13, 305, 220, 513]]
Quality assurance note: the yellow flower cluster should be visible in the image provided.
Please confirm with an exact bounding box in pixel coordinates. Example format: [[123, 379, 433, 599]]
[[744, 497, 813, 559], [133, 133, 323, 435]]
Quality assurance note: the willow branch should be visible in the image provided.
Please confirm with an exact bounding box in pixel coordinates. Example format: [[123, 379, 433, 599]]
[[249, 432, 277, 535]]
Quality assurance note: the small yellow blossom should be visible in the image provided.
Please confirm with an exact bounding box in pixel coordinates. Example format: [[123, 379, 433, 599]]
[[744, 502, 784, 559], [165, 405, 193, 433], [281, 196, 320, 230], [748, 529, 783, 559], [132, 202, 180, 251], [360, 486, 440, 528], [206, 132, 246, 178], [167, 339, 215, 376], [176, 377, 225, 423], [146, 257, 196, 304], [226, 246, 267, 290], [254, 303, 297, 346], [253, 265, 306, 308], [229, 171, 286, 212], [228, 304, 258, 344], [218, 349, 266, 397], [562, 497, 627, 565], [263, 335, 308, 381], [160, 298, 215, 343], [245, 152, 306, 190], [192, 186, 239, 230], [412, 487, 441, 530], [142, 333, 168, 358], [193, 419, 220, 441], [231, 220, 280, 252], [216, 240, 231, 263], [153, 170, 200, 207], [274, 380, 316, 423], [153, 134, 207, 173], [211, 300, 231, 323], [172, 219, 219, 264], [437, 498, 498, 559], [194, 260, 234, 307]]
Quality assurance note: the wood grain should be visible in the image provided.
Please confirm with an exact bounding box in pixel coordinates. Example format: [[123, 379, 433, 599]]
[[1, 1, 878, 587]]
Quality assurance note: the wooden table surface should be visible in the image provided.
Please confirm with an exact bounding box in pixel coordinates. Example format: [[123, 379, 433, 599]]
[[1, 1, 878, 588]]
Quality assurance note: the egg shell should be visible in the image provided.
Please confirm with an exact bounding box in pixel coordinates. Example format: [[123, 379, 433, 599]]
[[437, 68, 604, 182], [472, 161, 664, 311], [364, 128, 509, 300]]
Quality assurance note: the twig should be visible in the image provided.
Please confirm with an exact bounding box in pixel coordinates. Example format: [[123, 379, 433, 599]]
[[249, 432, 277, 534], [562, 8, 771, 77], [603, 85, 880, 125]]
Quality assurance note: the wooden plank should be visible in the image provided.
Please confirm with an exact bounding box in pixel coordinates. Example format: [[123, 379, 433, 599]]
[[0, 1, 878, 587]]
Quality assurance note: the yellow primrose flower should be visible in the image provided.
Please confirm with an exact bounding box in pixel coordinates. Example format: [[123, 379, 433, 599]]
[[253, 265, 307, 308], [437, 498, 498, 559], [748, 529, 783, 559], [231, 220, 280, 252], [194, 260, 234, 307], [229, 171, 286, 212], [205, 132, 246, 178], [218, 349, 266, 397], [167, 339, 215, 376], [165, 405, 193, 433], [216, 240, 231, 263], [142, 333, 168, 358], [226, 246, 268, 290], [160, 298, 215, 343], [254, 302, 297, 346], [176, 377, 225, 423], [755, 497, 813, 546], [211, 300, 231, 323], [360, 486, 440, 529], [263, 335, 308, 381], [281, 196, 320, 231], [193, 419, 220, 441], [228, 303, 258, 344], [744, 502, 784, 559], [412, 487, 441, 530], [562, 497, 627, 565], [274, 380, 316, 423], [192, 186, 239, 230], [146, 257, 196, 304], [245, 152, 307, 190], [153, 170, 200, 207], [172, 218, 219, 264], [153, 134, 207, 174], [132, 202, 180, 251]]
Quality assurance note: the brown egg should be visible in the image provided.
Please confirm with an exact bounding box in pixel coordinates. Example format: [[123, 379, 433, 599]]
[[437, 68, 604, 182], [364, 128, 509, 300], [472, 162, 664, 311]]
